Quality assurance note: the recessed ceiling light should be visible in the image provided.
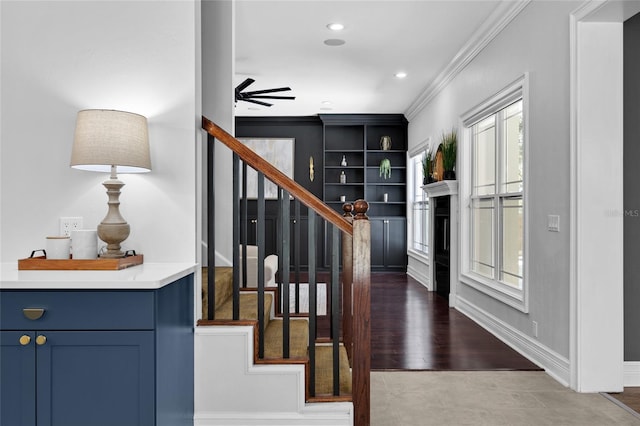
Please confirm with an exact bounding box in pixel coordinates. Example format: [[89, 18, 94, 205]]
[[248, 107, 260, 111], [324, 39, 346, 47], [395, 72, 407, 79], [320, 107, 333, 111], [322, 101, 332, 105], [327, 23, 344, 31]]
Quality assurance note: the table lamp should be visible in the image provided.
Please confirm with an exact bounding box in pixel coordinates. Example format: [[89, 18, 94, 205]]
[[70, 109, 151, 258]]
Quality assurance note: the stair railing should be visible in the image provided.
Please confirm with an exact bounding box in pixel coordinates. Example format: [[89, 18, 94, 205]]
[[202, 117, 371, 425]]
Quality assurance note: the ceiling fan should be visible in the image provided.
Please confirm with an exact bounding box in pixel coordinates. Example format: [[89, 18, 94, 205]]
[[234, 78, 295, 107]]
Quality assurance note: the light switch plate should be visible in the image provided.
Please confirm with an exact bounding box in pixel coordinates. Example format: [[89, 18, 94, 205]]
[[548, 215, 560, 232]]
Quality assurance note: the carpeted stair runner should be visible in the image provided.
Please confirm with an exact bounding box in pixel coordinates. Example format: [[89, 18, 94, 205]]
[[314, 344, 352, 396], [201, 267, 352, 398]]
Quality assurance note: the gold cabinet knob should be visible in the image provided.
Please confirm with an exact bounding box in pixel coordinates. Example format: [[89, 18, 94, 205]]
[[36, 335, 47, 346], [19, 335, 31, 346]]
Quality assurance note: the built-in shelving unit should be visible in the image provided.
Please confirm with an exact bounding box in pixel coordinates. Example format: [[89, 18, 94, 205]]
[[320, 114, 408, 270]]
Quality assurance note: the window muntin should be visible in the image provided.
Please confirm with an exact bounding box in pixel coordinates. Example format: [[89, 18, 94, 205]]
[[501, 197, 523, 288], [502, 101, 523, 194], [473, 115, 496, 197], [471, 197, 495, 278]]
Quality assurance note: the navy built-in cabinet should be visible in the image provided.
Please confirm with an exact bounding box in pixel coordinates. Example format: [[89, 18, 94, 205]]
[[0, 274, 194, 426]]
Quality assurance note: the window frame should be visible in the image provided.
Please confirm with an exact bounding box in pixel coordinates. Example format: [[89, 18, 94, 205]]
[[407, 140, 430, 261], [459, 74, 529, 312]]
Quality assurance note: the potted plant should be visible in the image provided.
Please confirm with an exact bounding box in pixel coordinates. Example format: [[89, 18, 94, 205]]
[[422, 150, 433, 185], [441, 129, 457, 180], [379, 158, 391, 179]]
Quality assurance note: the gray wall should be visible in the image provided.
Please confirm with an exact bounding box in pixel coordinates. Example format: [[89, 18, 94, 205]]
[[407, 1, 579, 362], [624, 12, 640, 361]]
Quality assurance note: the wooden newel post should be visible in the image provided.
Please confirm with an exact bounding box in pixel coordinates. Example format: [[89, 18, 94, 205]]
[[351, 199, 370, 426], [341, 203, 354, 362]]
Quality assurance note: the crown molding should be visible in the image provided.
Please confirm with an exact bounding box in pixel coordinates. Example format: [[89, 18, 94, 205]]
[[405, 0, 531, 121]]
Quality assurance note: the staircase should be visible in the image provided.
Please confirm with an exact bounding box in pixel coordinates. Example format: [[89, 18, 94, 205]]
[[195, 117, 371, 426], [201, 267, 351, 396]]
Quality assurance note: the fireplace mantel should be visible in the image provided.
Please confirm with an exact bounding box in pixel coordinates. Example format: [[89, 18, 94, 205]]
[[423, 180, 458, 198]]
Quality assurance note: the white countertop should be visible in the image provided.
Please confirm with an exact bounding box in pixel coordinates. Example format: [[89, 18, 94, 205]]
[[0, 262, 198, 290]]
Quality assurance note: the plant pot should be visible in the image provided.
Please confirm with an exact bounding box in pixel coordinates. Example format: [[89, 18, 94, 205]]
[[443, 170, 456, 180]]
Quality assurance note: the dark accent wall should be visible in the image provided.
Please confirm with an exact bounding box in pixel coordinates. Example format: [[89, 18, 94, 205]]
[[235, 116, 324, 199], [624, 13, 640, 360]]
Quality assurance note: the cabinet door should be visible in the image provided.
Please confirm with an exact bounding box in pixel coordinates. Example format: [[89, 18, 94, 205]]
[[385, 218, 407, 269], [1, 331, 36, 426], [370, 219, 385, 269], [36, 331, 155, 426], [370, 218, 407, 270]]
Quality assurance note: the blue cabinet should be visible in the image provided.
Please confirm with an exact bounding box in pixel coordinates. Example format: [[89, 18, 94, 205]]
[[1, 331, 36, 425], [0, 274, 194, 426]]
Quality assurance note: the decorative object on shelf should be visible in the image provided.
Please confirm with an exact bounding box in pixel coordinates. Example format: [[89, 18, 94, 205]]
[[341, 155, 347, 166], [340, 195, 346, 202], [340, 170, 347, 184], [71, 229, 98, 259], [379, 158, 391, 179], [46, 236, 71, 259], [441, 128, 457, 180], [383, 193, 388, 203], [422, 149, 435, 185], [71, 109, 151, 258], [380, 135, 392, 151], [309, 156, 314, 181]]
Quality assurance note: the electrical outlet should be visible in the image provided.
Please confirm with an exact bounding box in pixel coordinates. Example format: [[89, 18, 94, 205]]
[[532, 321, 538, 338], [60, 217, 83, 237]]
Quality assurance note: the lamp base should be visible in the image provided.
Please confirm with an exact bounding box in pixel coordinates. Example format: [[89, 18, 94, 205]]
[[98, 222, 130, 258], [97, 173, 131, 259]]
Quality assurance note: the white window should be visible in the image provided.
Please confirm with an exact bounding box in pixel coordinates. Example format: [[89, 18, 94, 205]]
[[461, 75, 528, 312], [408, 151, 428, 257]]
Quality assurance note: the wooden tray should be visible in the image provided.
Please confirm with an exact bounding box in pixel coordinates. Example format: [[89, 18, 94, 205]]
[[18, 255, 144, 271]]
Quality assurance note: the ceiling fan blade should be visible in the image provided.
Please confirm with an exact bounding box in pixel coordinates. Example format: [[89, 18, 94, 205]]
[[235, 78, 255, 93], [248, 95, 296, 100], [242, 87, 292, 96], [239, 98, 273, 107]]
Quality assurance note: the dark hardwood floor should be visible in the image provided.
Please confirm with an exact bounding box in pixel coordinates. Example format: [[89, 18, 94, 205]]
[[288, 270, 540, 371], [369, 272, 541, 371]]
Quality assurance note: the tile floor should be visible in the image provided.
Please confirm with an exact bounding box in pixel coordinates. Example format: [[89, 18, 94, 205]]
[[371, 371, 640, 425]]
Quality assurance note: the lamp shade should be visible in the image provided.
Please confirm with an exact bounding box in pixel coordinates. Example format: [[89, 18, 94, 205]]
[[71, 109, 151, 173]]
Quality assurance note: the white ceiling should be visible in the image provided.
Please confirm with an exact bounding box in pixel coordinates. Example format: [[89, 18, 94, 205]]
[[234, 0, 502, 117]]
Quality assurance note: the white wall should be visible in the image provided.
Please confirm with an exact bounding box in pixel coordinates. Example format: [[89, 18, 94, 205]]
[[201, 0, 235, 267], [0, 0, 198, 263], [407, 1, 580, 380]]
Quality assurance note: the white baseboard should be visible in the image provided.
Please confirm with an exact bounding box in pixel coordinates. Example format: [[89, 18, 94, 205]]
[[624, 362, 640, 386], [407, 256, 430, 290], [456, 296, 571, 386], [195, 403, 353, 426]]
